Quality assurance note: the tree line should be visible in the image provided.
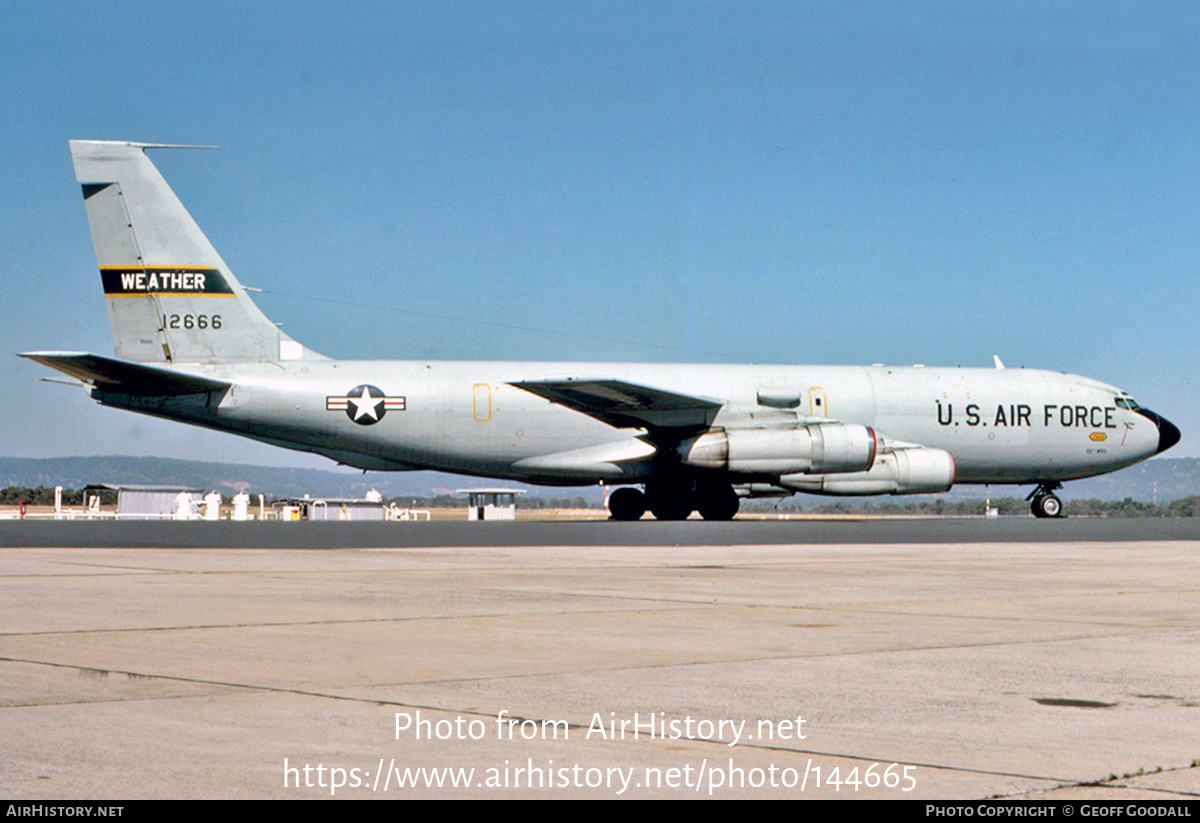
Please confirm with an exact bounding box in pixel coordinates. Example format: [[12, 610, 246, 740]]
[[0, 486, 593, 511], [4, 486, 1199, 517], [744, 496, 1200, 518]]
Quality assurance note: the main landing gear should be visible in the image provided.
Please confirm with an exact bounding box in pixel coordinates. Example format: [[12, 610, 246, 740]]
[[608, 487, 647, 521], [608, 480, 740, 521], [1027, 483, 1064, 518]]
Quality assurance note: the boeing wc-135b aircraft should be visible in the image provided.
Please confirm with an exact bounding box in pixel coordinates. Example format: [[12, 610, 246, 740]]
[[21, 141, 1181, 520]]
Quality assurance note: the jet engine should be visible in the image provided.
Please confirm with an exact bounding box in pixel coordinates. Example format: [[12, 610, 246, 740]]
[[680, 423, 877, 476], [779, 446, 955, 495]]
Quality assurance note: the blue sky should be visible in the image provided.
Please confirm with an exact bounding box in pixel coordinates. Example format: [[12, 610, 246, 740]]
[[2, 1, 1197, 466]]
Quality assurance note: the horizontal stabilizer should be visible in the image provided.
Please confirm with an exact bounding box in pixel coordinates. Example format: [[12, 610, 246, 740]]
[[19, 352, 230, 396], [510, 378, 722, 430]]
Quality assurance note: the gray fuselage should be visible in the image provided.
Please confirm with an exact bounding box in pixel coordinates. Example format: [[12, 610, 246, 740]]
[[102, 359, 1164, 488]]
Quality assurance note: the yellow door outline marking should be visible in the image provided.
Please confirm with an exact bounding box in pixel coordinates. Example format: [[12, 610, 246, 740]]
[[473, 383, 492, 422]]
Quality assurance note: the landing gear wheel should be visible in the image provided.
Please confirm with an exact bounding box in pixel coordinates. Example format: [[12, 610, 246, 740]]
[[1032, 493, 1064, 518], [608, 487, 646, 521], [647, 485, 695, 521], [1027, 483, 1065, 519], [696, 484, 740, 521]]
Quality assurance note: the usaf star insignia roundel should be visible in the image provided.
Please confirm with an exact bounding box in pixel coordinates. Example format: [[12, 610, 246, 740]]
[[325, 385, 406, 425]]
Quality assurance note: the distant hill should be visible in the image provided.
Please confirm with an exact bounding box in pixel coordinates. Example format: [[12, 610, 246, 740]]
[[800, 456, 1199, 506], [0, 455, 1194, 504], [1048, 456, 1199, 503], [0, 456, 491, 500]]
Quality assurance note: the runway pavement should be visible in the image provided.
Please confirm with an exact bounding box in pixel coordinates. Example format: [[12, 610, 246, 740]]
[[3, 515, 1200, 548], [1, 521, 1198, 799]]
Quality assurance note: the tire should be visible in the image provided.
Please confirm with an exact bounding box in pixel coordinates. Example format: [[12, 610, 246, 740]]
[[608, 487, 646, 521], [696, 484, 740, 521], [1032, 493, 1064, 518], [647, 487, 694, 521]]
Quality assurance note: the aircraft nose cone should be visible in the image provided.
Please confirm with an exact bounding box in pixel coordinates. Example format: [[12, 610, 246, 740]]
[[1156, 415, 1182, 454], [1136, 408, 1181, 454]]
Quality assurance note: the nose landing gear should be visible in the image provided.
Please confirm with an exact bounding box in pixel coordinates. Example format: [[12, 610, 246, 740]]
[[1027, 483, 1065, 518]]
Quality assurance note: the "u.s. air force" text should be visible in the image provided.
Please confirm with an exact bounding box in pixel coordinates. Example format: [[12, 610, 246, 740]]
[[936, 402, 1117, 429]]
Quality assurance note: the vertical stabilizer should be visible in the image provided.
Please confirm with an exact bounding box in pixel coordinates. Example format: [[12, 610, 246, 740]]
[[70, 140, 323, 363]]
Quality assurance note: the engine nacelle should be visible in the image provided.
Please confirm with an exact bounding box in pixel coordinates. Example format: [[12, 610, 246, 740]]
[[779, 447, 955, 495], [681, 423, 877, 476]]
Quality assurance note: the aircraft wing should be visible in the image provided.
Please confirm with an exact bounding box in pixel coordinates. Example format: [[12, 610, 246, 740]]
[[509, 378, 723, 431], [19, 352, 230, 396]]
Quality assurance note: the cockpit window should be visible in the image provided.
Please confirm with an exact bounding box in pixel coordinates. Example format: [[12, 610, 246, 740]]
[[1115, 397, 1141, 410]]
